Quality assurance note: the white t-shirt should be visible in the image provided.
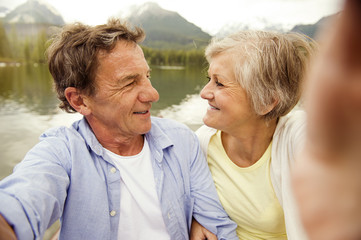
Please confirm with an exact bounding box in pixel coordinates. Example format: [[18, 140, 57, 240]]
[[105, 138, 170, 240]]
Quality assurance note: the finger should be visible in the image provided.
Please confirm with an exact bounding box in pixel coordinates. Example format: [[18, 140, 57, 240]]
[[203, 230, 218, 240], [338, 0, 361, 67]]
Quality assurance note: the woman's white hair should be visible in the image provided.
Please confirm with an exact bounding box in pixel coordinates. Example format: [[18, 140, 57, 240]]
[[205, 30, 316, 120]]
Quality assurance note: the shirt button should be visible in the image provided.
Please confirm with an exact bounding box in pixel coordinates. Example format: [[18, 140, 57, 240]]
[[110, 210, 116, 216], [110, 167, 116, 173], [167, 212, 171, 219]]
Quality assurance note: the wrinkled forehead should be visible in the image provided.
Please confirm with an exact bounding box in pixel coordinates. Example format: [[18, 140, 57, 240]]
[[97, 41, 146, 70], [94, 40, 148, 79], [97, 40, 142, 58]]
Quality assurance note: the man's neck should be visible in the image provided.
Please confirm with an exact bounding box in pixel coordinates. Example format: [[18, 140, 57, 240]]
[[85, 117, 145, 156]]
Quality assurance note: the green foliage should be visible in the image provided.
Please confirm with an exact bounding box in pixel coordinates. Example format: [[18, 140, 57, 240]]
[[23, 38, 31, 62], [0, 21, 12, 59], [1, 25, 206, 67], [2, 25, 52, 63], [31, 30, 48, 63], [8, 25, 21, 60], [142, 46, 206, 67]]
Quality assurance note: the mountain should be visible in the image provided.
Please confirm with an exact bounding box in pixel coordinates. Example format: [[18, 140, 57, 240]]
[[215, 14, 338, 40], [216, 18, 287, 38], [118, 2, 211, 49], [2, 0, 64, 38], [290, 14, 336, 39], [0, 6, 10, 18], [4, 0, 64, 25]]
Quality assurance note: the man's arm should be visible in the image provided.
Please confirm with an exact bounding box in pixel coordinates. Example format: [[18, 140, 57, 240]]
[[0, 214, 16, 240], [0, 137, 70, 239], [293, 0, 361, 239], [188, 132, 238, 240]]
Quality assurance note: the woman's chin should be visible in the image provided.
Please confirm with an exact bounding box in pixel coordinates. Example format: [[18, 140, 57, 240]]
[[203, 116, 216, 129]]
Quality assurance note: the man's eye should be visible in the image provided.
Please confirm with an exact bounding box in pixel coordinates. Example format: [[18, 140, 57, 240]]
[[125, 81, 135, 87]]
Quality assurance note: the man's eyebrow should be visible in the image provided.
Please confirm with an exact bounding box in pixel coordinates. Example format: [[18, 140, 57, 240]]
[[124, 74, 140, 80], [118, 69, 151, 84], [117, 74, 139, 84]]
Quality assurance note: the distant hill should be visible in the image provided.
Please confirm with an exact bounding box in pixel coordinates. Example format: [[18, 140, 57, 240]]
[[4, 0, 64, 25], [0, 6, 10, 18], [290, 14, 336, 39], [2, 0, 64, 38], [215, 14, 338, 40], [215, 18, 287, 38], [1, 0, 336, 49], [118, 2, 212, 49]]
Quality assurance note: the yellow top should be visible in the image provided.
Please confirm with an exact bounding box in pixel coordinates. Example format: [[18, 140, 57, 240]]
[[208, 130, 287, 240]]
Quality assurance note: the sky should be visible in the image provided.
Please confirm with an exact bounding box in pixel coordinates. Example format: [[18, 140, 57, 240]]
[[2, 0, 343, 35]]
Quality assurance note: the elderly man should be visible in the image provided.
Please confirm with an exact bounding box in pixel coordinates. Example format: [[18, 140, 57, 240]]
[[0, 19, 237, 240]]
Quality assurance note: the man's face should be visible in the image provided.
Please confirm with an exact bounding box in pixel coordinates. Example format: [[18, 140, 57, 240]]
[[84, 40, 159, 139]]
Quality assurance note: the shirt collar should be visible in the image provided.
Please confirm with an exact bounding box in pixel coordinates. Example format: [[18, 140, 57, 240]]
[[74, 117, 105, 156], [146, 117, 174, 163], [74, 117, 173, 162]]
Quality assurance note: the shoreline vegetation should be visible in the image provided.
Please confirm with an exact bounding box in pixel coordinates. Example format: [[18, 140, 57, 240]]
[[0, 47, 207, 68], [0, 61, 193, 71], [0, 23, 207, 68]]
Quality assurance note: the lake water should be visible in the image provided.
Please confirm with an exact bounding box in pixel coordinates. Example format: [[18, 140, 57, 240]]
[[0, 64, 209, 180]]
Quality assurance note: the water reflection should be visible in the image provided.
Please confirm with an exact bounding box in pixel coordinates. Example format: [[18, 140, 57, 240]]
[[151, 65, 207, 112], [0, 64, 207, 179], [0, 64, 59, 115], [159, 93, 207, 130]]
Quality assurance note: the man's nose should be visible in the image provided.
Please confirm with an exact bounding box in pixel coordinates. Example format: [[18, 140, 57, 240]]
[[139, 79, 159, 103]]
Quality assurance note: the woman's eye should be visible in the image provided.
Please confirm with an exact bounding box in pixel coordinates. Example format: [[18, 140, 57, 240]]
[[215, 81, 224, 87], [206, 76, 224, 87]]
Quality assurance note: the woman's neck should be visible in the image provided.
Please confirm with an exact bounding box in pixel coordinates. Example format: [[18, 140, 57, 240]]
[[221, 118, 278, 167]]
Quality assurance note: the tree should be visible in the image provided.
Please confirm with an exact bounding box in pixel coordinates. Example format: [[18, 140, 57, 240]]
[[0, 21, 12, 59], [32, 29, 48, 63]]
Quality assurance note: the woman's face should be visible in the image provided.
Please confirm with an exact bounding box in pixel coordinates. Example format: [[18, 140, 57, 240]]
[[200, 53, 259, 133]]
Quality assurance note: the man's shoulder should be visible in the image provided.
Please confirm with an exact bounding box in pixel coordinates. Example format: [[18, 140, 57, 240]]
[[149, 117, 196, 146], [39, 119, 84, 142]]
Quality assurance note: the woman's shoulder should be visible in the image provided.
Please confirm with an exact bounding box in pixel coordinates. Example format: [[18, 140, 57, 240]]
[[273, 109, 306, 158], [195, 125, 217, 155], [276, 109, 306, 135], [195, 125, 217, 137]]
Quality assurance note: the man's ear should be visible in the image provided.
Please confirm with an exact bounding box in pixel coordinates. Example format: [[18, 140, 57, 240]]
[[64, 87, 91, 116]]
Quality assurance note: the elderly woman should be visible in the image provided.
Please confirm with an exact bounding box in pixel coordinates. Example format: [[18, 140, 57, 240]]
[[192, 31, 315, 239]]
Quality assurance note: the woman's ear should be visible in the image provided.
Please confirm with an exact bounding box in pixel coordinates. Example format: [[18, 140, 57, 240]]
[[261, 97, 279, 115], [64, 87, 91, 116]]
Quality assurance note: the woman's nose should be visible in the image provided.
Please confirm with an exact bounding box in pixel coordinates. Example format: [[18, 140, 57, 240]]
[[200, 82, 213, 100]]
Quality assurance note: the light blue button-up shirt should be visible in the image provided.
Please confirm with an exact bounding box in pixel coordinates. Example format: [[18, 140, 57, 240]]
[[0, 117, 237, 240]]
